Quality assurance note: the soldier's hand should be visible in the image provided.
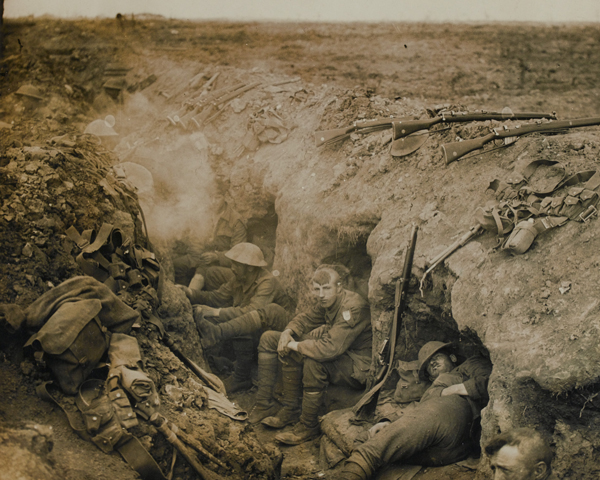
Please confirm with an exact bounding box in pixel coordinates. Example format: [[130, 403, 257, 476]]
[[277, 329, 294, 355], [176, 284, 193, 299], [199, 252, 219, 266], [368, 421, 391, 439], [308, 325, 329, 339]]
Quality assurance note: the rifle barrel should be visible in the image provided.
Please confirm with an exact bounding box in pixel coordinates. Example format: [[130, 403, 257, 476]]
[[393, 111, 557, 140]]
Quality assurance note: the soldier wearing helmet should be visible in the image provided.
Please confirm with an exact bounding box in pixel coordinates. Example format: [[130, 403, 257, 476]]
[[332, 341, 492, 480], [189, 242, 291, 393]]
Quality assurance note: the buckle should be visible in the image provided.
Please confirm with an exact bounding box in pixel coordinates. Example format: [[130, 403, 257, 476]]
[[579, 205, 597, 223]]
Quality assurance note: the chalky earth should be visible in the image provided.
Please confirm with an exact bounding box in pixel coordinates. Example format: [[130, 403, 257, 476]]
[[1, 16, 600, 480]]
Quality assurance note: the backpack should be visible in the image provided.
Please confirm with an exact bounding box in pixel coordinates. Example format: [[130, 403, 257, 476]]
[[25, 299, 110, 395]]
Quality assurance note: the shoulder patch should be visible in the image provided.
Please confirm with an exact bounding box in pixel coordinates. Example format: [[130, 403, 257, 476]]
[[342, 310, 352, 321]]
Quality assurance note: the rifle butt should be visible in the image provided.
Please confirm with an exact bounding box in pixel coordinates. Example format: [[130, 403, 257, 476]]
[[443, 136, 490, 164], [392, 118, 437, 139]]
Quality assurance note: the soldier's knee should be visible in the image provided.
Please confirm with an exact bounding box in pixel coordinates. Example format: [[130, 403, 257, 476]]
[[257, 330, 281, 353]]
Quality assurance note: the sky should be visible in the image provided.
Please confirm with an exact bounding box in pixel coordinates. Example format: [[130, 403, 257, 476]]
[[5, 0, 600, 23]]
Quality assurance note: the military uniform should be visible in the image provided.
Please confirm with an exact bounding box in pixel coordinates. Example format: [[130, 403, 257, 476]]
[[345, 355, 492, 479], [252, 289, 372, 439], [189, 267, 289, 320]]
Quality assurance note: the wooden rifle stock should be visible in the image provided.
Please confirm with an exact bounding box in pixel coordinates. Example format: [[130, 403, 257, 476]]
[[443, 116, 600, 164], [314, 118, 397, 147], [353, 224, 418, 419], [392, 111, 557, 140]]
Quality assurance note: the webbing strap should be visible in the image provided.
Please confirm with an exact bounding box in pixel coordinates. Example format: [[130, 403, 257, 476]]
[[37, 381, 167, 480], [118, 435, 168, 480]]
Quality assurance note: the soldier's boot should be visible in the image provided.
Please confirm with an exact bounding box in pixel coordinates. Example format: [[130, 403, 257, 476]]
[[248, 352, 282, 424], [224, 337, 255, 394], [197, 310, 261, 349], [261, 364, 302, 429], [274, 389, 323, 445]]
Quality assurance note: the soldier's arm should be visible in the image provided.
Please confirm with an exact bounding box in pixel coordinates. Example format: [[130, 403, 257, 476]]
[[294, 305, 370, 361], [189, 277, 234, 307], [218, 276, 276, 321], [285, 306, 326, 338]]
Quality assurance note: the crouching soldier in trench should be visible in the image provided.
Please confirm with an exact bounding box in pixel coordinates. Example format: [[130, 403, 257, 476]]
[[184, 242, 291, 392], [248, 264, 372, 446], [332, 341, 492, 480]]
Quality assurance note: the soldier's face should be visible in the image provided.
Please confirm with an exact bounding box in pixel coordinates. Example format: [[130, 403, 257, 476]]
[[312, 280, 342, 309], [426, 352, 455, 379], [490, 445, 539, 480]]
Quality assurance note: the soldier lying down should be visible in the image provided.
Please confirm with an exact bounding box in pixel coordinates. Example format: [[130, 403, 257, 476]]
[[332, 341, 492, 480]]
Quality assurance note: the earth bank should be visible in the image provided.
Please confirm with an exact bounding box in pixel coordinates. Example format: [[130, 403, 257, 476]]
[[1, 16, 600, 480]]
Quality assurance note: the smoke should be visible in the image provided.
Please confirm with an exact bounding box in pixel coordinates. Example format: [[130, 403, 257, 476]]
[[113, 93, 219, 246]]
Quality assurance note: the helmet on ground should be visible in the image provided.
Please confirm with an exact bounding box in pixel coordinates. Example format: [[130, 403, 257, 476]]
[[84, 118, 118, 136], [225, 243, 267, 267], [15, 85, 44, 100], [417, 341, 452, 379]]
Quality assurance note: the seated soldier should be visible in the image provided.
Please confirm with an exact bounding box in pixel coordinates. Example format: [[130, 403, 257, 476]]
[[248, 264, 372, 446], [485, 428, 557, 480], [333, 341, 492, 480], [182, 242, 290, 392], [173, 180, 246, 289]]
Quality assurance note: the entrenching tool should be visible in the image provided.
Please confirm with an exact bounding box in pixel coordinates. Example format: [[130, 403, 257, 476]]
[[353, 225, 418, 420], [389, 130, 429, 157], [314, 117, 411, 147]]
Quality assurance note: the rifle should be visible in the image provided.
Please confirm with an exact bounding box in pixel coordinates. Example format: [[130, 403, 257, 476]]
[[314, 117, 403, 147], [162, 332, 227, 395], [443, 116, 600, 164], [391, 110, 557, 141], [419, 224, 482, 296], [353, 224, 418, 420]]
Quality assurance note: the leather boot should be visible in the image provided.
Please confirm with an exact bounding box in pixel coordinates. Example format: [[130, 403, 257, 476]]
[[274, 390, 323, 445], [261, 364, 302, 429], [224, 337, 255, 394], [248, 353, 282, 424], [198, 310, 262, 349]]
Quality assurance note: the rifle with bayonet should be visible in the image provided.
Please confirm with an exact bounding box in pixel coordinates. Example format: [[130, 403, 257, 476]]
[[443, 116, 600, 164], [419, 224, 482, 296], [353, 224, 418, 420]]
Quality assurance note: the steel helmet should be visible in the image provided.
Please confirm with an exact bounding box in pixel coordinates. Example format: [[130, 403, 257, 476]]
[[84, 118, 118, 137], [15, 85, 44, 100], [225, 243, 267, 267], [417, 341, 452, 379]]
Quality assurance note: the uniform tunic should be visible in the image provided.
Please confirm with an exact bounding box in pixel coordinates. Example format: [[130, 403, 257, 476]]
[[189, 267, 290, 322], [350, 355, 492, 476]]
